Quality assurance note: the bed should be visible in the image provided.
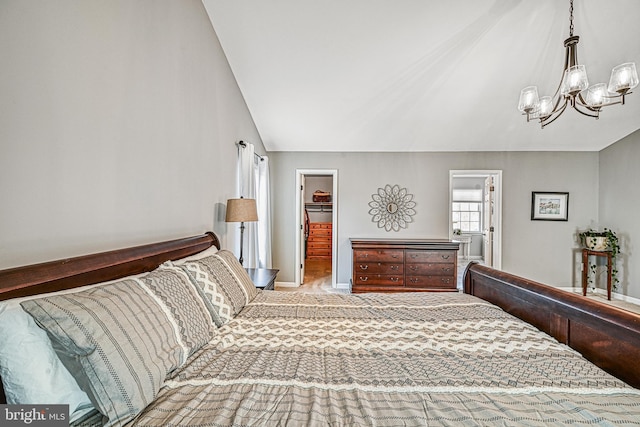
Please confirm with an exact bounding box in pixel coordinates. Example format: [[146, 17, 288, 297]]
[[1, 232, 639, 426]]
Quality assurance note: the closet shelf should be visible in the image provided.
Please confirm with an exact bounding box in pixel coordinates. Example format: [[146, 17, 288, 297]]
[[305, 202, 333, 212]]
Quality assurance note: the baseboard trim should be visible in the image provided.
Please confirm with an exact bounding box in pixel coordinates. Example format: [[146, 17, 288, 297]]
[[558, 286, 640, 305]]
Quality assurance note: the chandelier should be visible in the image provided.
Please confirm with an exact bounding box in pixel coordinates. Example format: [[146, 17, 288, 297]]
[[518, 0, 638, 128]]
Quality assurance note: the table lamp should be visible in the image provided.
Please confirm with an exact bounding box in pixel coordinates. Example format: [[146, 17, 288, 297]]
[[225, 198, 258, 265]]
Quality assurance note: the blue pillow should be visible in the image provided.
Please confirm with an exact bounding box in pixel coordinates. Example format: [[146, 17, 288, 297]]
[[0, 301, 94, 422]]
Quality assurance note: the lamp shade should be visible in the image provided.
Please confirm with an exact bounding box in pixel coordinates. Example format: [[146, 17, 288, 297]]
[[585, 83, 609, 107], [561, 65, 588, 96], [608, 62, 639, 94], [537, 96, 553, 118], [225, 198, 258, 222], [518, 86, 539, 113]]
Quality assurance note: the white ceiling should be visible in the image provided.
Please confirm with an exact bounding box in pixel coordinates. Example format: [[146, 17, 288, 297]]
[[203, 0, 640, 152]]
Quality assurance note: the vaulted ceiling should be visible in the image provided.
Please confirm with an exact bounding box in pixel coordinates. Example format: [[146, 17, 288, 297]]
[[203, 0, 640, 152]]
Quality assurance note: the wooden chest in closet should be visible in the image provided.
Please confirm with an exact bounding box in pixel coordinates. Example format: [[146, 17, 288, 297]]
[[307, 222, 332, 258], [350, 238, 460, 293]]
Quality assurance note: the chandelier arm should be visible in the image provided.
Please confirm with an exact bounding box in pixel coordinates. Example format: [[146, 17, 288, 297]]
[[540, 99, 569, 128], [572, 103, 600, 119], [547, 94, 567, 116]]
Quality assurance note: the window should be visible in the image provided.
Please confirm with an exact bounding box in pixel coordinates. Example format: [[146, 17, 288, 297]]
[[452, 189, 482, 233]]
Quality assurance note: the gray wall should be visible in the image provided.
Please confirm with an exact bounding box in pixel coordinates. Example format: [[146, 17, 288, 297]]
[[599, 129, 640, 299], [2, 0, 636, 301], [0, 0, 264, 269], [271, 151, 598, 289]]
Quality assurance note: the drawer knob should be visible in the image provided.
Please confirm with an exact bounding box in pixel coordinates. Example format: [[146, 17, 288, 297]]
[[359, 265, 368, 270]]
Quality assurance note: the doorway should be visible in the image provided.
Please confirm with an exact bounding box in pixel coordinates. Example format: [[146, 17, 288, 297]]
[[295, 169, 338, 288], [449, 170, 502, 270]]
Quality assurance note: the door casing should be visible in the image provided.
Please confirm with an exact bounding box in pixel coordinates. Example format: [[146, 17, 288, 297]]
[[295, 169, 338, 287], [449, 170, 502, 270]]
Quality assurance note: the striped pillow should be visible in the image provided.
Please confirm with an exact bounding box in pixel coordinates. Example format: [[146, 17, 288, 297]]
[[20, 267, 215, 427], [179, 249, 258, 326]]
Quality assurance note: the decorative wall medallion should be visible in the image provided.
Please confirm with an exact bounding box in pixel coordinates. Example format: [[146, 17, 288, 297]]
[[368, 184, 416, 231]]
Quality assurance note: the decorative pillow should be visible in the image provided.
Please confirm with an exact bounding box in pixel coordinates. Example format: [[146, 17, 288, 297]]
[[179, 249, 258, 327], [20, 267, 215, 427], [0, 301, 94, 422]]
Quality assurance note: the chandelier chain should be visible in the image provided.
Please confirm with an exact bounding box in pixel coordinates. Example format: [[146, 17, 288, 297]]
[[569, 0, 574, 37]]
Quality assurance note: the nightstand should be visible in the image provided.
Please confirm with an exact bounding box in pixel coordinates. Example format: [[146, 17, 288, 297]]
[[245, 268, 279, 290]]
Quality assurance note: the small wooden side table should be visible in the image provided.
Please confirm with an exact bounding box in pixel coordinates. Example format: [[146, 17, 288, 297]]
[[246, 268, 279, 290], [581, 249, 612, 300]]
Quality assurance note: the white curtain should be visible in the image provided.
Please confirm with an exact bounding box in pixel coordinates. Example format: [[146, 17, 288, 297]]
[[237, 142, 271, 268], [256, 156, 272, 268]]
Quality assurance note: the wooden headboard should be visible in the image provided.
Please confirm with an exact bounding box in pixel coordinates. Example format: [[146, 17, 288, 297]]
[[0, 232, 221, 404], [0, 232, 220, 301], [464, 262, 640, 389]]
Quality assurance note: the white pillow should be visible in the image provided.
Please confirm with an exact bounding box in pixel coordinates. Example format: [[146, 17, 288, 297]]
[[0, 301, 94, 422], [171, 245, 219, 265]]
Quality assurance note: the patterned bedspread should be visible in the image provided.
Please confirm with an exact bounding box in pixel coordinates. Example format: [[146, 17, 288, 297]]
[[129, 291, 640, 426]]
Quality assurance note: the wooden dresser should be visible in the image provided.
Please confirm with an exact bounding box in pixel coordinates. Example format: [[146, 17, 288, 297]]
[[350, 239, 460, 293], [307, 222, 332, 258]]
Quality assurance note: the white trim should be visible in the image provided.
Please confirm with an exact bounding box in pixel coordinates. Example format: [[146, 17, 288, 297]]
[[295, 169, 338, 288], [558, 286, 640, 306], [335, 282, 350, 290], [449, 170, 503, 270]]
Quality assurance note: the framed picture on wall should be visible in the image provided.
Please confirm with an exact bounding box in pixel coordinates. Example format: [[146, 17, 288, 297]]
[[531, 191, 569, 221]]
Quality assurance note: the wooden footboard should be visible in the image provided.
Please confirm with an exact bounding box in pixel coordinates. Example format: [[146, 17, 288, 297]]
[[464, 262, 640, 389]]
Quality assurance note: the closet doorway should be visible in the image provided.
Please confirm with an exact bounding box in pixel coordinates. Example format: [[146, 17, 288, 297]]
[[295, 169, 338, 288], [449, 170, 502, 270]]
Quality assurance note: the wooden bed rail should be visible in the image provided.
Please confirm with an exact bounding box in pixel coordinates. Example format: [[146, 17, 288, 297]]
[[464, 262, 640, 389]]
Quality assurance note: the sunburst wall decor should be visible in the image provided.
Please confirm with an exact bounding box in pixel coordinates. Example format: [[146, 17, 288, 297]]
[[368, 184, 416, 232]]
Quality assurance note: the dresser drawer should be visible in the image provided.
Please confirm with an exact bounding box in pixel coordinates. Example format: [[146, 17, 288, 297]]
[[354, 274, 403, 286], [405, 250, 455, 263], [354, 262, 403, 274], [308, 250, 331, 258], [310, 222, 332, 229], [354, 249, 404, 263], [308, 240, 331, 249], [405, 263, 455, 276], [405, 275, 456, 289], [309, 228, 332, 237]]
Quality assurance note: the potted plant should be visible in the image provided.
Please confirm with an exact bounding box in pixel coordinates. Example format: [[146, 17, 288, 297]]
[[578, 228, 620, 289]]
